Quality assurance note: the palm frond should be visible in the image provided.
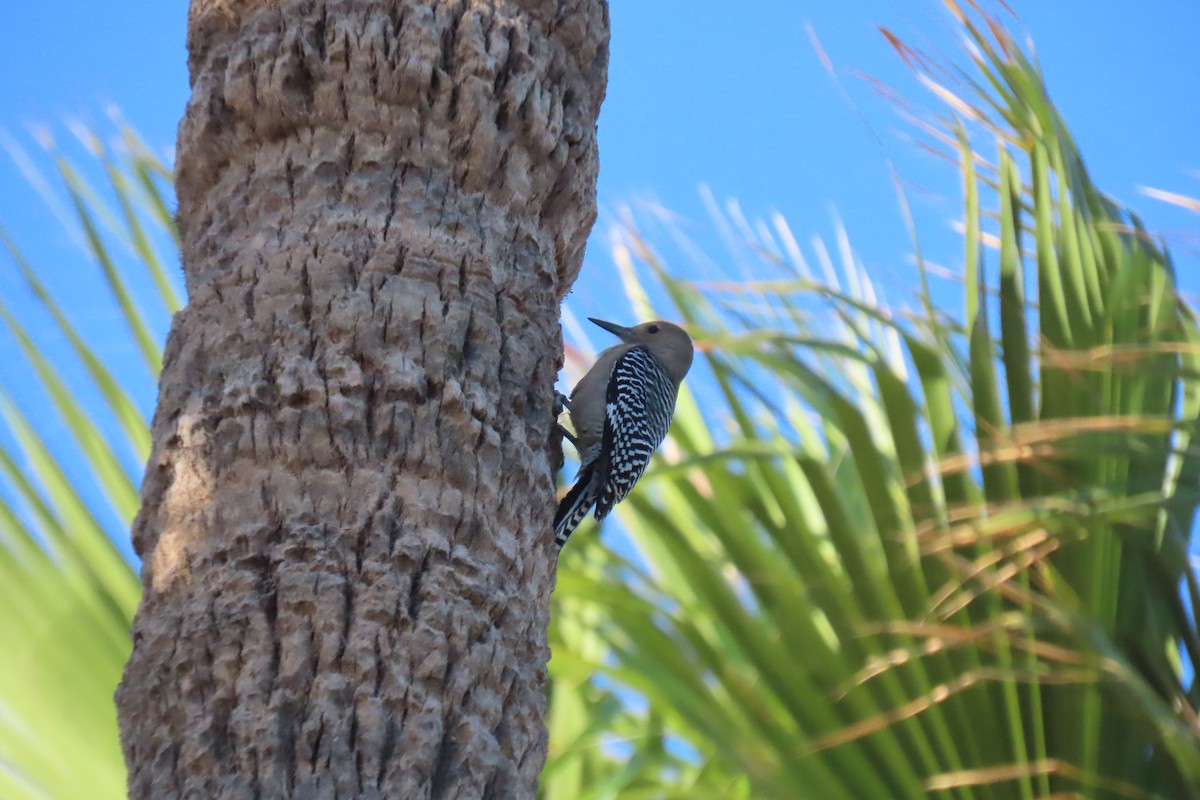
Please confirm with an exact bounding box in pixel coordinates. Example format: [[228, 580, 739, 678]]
[[554, 4, 1200, 798], [0, 122, 179, 800]]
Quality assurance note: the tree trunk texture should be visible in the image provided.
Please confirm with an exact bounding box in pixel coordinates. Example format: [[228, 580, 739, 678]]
[[115, 1, 609, 798]]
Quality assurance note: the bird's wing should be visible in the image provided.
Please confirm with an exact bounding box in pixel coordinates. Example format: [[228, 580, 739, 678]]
[[593, 346, 677, 521]]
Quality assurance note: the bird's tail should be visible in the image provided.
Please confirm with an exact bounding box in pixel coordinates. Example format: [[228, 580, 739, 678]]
[[554, 463, 598, 550]]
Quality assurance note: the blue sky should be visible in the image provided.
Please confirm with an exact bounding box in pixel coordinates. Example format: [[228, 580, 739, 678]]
[[3, 1, 1197, 282], [1, 1, 1199, 556]]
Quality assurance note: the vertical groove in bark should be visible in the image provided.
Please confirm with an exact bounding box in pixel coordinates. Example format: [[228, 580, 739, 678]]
[[116, 1, 608, 797]]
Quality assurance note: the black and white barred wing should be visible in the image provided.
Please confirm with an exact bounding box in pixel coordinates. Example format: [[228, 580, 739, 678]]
[[593, 346, 678, 521]]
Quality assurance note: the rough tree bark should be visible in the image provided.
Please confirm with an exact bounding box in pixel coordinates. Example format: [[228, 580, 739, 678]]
[[115, 1, 608, 797]]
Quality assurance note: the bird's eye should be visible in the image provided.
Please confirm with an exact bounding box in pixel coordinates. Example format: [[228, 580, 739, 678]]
[[647, 325, 660, 334]]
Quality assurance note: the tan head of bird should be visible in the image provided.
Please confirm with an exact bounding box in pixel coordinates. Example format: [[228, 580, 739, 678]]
[[588, 318, 694, 385]]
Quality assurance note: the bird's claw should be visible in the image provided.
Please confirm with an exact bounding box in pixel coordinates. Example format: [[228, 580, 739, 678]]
[[553, 390, 571, 416]]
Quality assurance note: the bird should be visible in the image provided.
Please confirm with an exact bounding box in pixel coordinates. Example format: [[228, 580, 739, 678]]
[[553, 317, 694, 549]]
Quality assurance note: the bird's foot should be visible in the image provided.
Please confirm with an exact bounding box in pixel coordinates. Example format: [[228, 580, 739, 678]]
[[553, 390, 571, 416], [557, 423, 579, 449]]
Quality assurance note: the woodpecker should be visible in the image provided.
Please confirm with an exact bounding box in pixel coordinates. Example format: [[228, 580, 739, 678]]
[[553, 317, 694, 549]]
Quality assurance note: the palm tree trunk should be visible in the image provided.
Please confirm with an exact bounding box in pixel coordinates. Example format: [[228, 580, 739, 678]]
[[115, 1, 609, 797]]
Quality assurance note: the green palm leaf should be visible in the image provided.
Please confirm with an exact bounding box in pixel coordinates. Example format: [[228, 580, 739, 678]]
[[0, 126, 172, 800], [553, 4, 1200, 798]]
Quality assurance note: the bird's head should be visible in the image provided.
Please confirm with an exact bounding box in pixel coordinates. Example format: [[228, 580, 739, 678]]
[[588, 317, 695, 384]]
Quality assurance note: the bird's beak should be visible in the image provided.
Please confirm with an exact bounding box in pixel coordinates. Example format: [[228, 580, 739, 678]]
[[588, 317, 635, 342]]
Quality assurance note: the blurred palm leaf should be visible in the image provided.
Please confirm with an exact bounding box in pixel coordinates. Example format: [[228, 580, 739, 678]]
[[0, 122, 177, 800], [552, 3, 1200, 799]]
